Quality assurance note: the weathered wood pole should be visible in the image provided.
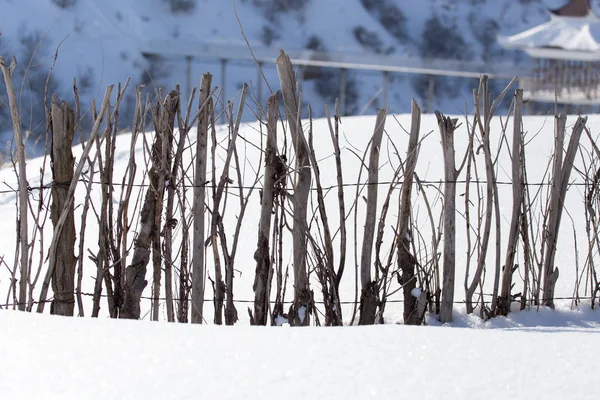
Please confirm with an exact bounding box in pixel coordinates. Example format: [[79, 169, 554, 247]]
[[276, 51, 312, 326], [542, 114, 586, 308], [49, 98, 76, 316], [191, 73, 212, 324], [0, 56, 29, 311], [359, 109, 387, 325], [499, 89, 524, 315], [436, 111, 460, 323], [121, 90, 178, 319], [151, 90, 179, 321], [252, 92, 279, 325], [399, 100, 424, 325]]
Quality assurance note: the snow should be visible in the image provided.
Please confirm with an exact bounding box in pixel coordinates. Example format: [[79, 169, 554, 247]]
[[273, 314, 288, 327], [298, 305, 307, 324], [411, 288, 422, 298], [499, 14, 600, 59], [1, 308, 599, 399]]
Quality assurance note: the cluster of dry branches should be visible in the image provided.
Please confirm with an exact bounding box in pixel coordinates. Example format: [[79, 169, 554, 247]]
[[1, 48, 599, 326]]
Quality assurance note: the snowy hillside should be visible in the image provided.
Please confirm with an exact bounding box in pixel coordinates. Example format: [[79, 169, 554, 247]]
[[1, 0, 597, 153]]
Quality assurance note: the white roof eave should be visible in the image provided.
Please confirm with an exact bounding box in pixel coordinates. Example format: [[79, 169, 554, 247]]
[[525, 47, 600, 60], [498, 13, 600, 59]]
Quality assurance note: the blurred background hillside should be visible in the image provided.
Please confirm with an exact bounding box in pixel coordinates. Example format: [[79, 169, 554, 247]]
[[0, 0, 594, 154]]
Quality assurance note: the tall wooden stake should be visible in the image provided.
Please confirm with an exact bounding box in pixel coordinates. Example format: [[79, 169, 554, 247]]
[[436, 111, 460, 323], [192, 73, 212, 324], [0, 56, 29, 311]]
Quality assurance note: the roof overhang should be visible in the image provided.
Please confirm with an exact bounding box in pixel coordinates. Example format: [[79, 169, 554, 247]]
[[523, 46, 600, 60], [498, 13, 600, 59]]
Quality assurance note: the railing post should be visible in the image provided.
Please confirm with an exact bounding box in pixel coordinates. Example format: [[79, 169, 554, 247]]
[[221, 58, 227, 122], [340, 68, 347, 116], [257, 61, 263, 106], [427, 75, 435, 113], [186, 55, 193, 104], [383, 70, 389, 110]]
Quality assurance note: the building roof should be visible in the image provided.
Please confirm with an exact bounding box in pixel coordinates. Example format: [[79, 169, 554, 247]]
[[498, 5, 600, 60], [550, 0, 591, 17]]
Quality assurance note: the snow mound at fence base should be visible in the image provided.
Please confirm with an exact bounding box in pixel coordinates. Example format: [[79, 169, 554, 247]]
[[1, 307, 598, 400]]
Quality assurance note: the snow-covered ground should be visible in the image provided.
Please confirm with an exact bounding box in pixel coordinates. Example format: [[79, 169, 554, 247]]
[[1, 305, 599, 399]]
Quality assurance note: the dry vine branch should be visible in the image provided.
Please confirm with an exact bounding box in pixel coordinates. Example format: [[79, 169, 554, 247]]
[[0, 56, 29, 311], [307, 106, 343, 326]]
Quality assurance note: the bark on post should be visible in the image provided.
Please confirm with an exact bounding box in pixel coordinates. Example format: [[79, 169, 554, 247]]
[[252, 92, 279, 325], [150, 90, 179, 321], [542, 114, 587, 308], [358, 109, 387, 325], [499, 89, 524, 315], [399, 100, 424, 325], [0, 56, 29, 311], [49, 98, 76, 316], [192, 73, 212, 324], [436, 111, 460, 323], [38, 86, 114, 313], [276, 51, 312, 326], [121, 90, 178, 319]]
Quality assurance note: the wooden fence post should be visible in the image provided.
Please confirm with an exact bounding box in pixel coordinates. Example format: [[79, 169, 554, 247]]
[[499, 89, 524, 315], [251, 91, 279, 325], [0, 56, 29, 311], [542, 114, 587, 308], [191, 73, 213, 324], [276, 50, 312, 326], [399, 100, 423, 325], [359, 109, 387, 325], [121, 90, 179, 319], [49, 98, 76, 316], [436, 111, 460, 323]]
